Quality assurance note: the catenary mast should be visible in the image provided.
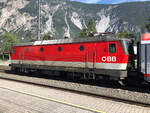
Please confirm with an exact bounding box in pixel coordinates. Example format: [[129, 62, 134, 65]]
[[38, 0, 41, 40]]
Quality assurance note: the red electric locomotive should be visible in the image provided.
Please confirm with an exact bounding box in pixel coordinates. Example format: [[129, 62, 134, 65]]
[[10, 35, 136, 83]]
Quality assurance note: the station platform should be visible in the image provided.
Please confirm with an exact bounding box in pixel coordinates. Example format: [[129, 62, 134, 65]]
[[0, 79, 149, 113]]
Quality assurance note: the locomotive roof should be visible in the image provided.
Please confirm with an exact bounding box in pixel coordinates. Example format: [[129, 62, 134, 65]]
[[141, 33, 150, 44], [14, 35, 130, 47]]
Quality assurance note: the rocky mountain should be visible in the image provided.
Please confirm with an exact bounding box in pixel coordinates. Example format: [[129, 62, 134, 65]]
[[0, 0, 150, 42]]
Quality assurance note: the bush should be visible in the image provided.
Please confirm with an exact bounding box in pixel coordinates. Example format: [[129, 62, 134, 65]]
[[0, 54, 9, 60]]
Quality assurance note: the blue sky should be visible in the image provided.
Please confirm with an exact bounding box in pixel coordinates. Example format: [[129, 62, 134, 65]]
[[69, 0, 150, 4]]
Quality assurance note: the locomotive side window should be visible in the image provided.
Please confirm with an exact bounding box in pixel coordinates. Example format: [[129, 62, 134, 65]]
[[79, 45, 84, 51], [26, 48, 29, 53], [58, 46, 62, 52], [109, 44, 116, 53], [12, 48, 15, 54], [40, 47, 44, 52]]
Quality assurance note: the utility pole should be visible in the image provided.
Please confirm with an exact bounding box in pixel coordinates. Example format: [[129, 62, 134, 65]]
[[38, 0, 41, 40]]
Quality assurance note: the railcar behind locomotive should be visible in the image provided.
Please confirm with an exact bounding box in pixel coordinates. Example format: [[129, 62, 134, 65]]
[[10, 33, 150, 84], [139, 33, 150, 82]]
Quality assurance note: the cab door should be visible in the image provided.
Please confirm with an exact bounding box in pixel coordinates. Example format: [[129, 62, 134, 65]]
[[95, 42, 108, 68]]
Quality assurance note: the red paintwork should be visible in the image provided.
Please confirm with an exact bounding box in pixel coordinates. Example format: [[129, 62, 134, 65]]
[[141, 33, 150, 41], [11, 41, 129, 64]]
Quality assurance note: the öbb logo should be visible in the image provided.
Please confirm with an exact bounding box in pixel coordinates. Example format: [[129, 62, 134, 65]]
[[101, 56, 116, 62]]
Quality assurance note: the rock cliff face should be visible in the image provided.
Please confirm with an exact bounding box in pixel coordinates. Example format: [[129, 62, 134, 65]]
[[0, 0, 150, 41]]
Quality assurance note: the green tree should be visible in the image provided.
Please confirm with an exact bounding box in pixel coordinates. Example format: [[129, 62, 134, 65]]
[[145, 17, 150, 32], [115, 30, 136, 39], [78, 29, 88, 38], [87, 19, 97, 34], [42, 32, 53, 40], [0, 33, 18, 52], [79, 19, 97, 38]]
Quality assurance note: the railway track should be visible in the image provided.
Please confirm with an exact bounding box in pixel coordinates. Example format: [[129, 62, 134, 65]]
[[0, 66, 150, 106]]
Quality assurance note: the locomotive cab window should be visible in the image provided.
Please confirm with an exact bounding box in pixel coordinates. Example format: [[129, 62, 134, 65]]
[[109, 44, 116, 53]]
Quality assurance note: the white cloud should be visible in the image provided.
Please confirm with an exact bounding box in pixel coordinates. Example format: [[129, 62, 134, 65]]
[[111, 0, 150, 4], [82, 0, 101, 3], [70, 0, 150, 4], [70, 0, 102, 3]]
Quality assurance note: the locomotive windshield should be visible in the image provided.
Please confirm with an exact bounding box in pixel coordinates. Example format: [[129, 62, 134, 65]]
[[119, 39, 135, 55], [127, 40, 134, 55]]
